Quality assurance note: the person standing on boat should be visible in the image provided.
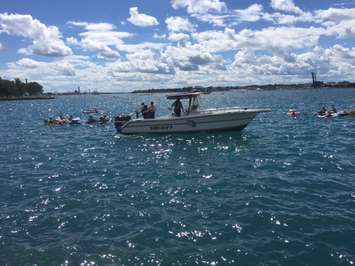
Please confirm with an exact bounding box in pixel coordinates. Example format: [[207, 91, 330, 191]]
[[147, 101, 156, 118], [172, 98, 184, 117]]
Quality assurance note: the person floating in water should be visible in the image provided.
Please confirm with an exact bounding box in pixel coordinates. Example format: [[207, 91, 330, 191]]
[[146, 101, 156, 118], [171, 98, 184, 117], [287, 108, 300, 118], [99, 115, 110, 124], [318, 106, 327, 116], [324, 105, 338, 117], [86, 115, 97, 124], [56, 115, 68, 124], [46, 117, 55, 125], [330, 105, 337, 114]]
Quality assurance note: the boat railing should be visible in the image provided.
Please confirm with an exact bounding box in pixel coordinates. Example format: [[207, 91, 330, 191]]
[[200, 107, 272, 114], [202, 107, 246, 113]]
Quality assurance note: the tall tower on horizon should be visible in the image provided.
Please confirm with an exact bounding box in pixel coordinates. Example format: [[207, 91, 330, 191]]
[[311, 72, 317, 88]]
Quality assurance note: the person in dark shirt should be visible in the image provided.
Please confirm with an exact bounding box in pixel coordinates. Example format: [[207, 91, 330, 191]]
[[318, 106, 327, 116], [331, 105, 337, 113], [86, 115, 97, 124], [137, 102, 148, 118], [172, 99, 183, 117]]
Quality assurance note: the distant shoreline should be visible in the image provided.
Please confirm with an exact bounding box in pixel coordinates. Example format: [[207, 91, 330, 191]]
[[131, 82, 355, 94], [24, 83, 354, 96], [0, 95, 55, 101]]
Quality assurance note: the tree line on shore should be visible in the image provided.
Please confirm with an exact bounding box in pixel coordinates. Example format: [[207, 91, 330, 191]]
[[0, 77, 43, 97]]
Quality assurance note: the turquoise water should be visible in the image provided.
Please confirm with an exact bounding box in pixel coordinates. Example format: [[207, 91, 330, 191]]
[[0, 88, 354, 265]]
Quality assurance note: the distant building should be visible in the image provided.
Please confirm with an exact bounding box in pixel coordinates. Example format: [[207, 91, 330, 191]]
[[311, 72, 324, 88], [74, 86, 81, 94], [311, 72, 317, 88]]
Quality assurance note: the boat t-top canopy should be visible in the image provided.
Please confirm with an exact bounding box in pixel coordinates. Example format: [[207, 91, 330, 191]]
[[166, 91, 203, 114], [166, 91, 202, 100]]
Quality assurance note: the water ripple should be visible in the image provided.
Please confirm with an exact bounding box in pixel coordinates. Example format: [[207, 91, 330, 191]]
[[0, 90, 354, 265]]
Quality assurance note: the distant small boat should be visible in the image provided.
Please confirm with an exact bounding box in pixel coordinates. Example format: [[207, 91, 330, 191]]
[[316, 111, 350, 118], [82, 108, 98, 114], [69, 117, 81, 124], [45, 117, 81, 125]]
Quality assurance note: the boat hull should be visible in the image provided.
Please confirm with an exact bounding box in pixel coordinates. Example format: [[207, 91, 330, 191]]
[[119, 108, 269, 134]]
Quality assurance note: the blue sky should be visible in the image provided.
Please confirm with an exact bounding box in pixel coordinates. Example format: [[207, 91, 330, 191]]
[[0, 0, 355, 92]]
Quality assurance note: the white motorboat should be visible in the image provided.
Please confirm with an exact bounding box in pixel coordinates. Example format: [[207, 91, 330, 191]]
[[114, 92, 271, 134]]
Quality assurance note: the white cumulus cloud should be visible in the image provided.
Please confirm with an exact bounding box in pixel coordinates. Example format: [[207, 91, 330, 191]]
[[315, 7, 355, 23], [66, 37, 80, 46], [108, 51, 175, 75], [67, 21, 115, 31], [270, 12, 314, 25], [188, 3, 267, 27], [79, 30, 132, 58], [153, 33, 167, 40], [67, 20, 134, 59], [270, 0, 303, 14], [233, 4, 265, 22], [127, 7, 159, 27], [165, 16, 195, 32], [168, 32, 190, 43], [8, 57, 76, 77], [0, 13, 72, 57], [323, 19, 355, 38], [192, 26, 324, 53], [231, 44, 355, 82], [164, 45, 225, 71], [171, 0, 226, 14]]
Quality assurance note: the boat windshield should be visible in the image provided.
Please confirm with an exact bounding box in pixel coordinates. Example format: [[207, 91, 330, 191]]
[[187, 96, 200, 114]]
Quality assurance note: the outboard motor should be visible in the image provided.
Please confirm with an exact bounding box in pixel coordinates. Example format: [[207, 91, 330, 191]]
[[114, 115, 131, 132]]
